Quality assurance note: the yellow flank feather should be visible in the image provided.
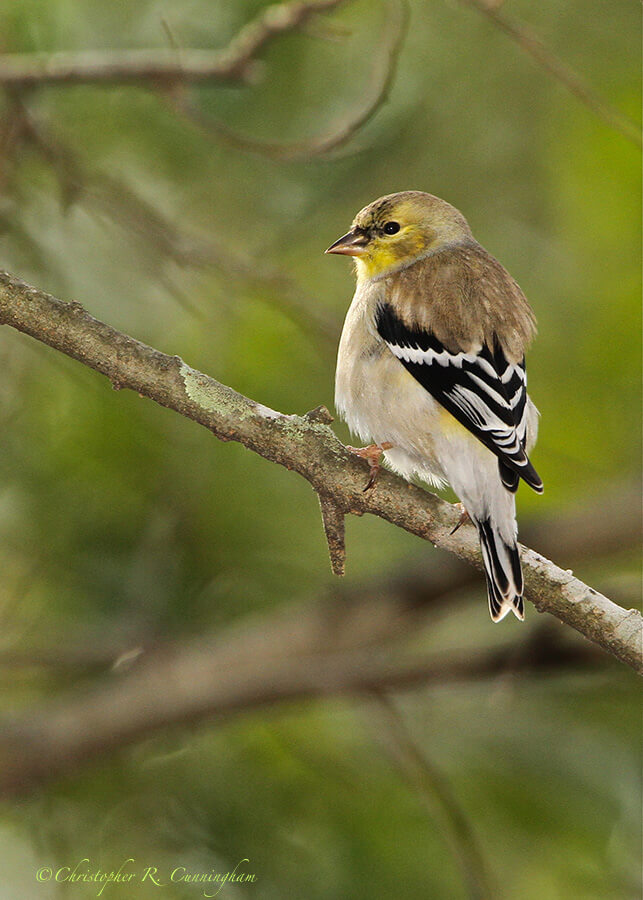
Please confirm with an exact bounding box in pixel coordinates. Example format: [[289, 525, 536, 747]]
[[438, 405, 466, 434], [437, 407, 488, 458]]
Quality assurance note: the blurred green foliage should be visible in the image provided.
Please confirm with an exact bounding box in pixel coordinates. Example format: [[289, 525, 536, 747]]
[[0, 1, 640, 898]]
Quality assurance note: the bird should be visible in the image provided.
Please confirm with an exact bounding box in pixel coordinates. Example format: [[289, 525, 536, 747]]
[[326, 191, 542, 622]]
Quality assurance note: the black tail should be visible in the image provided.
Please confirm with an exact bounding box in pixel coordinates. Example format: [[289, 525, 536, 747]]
[[476, 518, 524, 622], [498, 457, 543, 495], [498, 460, 520, 493]]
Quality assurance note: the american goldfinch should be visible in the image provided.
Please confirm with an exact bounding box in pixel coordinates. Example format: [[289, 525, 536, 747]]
[[326, 191, 542, 622]]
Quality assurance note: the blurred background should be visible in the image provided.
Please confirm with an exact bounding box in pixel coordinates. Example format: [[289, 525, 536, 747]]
[[0, 0, 640, 897]]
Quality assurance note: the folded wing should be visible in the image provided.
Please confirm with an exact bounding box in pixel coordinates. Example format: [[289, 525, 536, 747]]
[[376, 302, 543, 493]]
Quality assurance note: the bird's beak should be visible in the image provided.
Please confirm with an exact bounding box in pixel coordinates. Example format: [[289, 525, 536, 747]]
[[325, 229, 369, 257]]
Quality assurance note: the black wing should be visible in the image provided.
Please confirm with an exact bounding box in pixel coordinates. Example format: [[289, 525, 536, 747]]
[[376, 302, 542, 493]]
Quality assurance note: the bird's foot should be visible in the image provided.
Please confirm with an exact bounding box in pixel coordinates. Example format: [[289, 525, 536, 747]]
[[346, 442, 393, 492], [450, 502, 471, 535]]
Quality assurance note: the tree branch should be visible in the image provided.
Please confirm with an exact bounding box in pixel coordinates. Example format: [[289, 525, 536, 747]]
[[0, 603, 607, 797], [318, 491, 347, 576], [0, 267, 640, 675], [1, 481, 635, 676], [0, 0, 350, 88], [1, 480, 635, 680], [167, 0, 408, 160], [461, 0, 642, 149], [12, 102, 339, 347]]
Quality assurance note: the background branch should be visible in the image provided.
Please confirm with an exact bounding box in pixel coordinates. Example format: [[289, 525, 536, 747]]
[[0, 596, 606, 797], [0, 268, 640, 675], [11, 102, 339, 345], [0, 477, 635, 685], [167, 0, 408, 160], [0, 0, 351, 88], [0, 480, 634, 676], [461, 0, 642, 148], [373, 696, 493, 900]]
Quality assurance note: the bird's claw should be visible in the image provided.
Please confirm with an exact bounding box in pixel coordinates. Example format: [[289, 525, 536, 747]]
[[346, 442, 393, 492], [450, 502, 471, 535]]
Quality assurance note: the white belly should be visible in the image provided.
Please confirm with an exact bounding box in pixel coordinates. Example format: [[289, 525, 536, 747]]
[[334, 283, 448, 486]]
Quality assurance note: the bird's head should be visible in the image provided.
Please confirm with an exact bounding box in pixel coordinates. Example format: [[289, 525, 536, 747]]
[[326, 191, 473, 280]]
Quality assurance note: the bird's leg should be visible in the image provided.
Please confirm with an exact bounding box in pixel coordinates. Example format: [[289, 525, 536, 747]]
[[450, 502, 471, 535], [346, 442, 393, 492]]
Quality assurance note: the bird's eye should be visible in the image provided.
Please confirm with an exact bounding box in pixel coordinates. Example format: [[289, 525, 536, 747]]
[[383, 221, 400, 235]]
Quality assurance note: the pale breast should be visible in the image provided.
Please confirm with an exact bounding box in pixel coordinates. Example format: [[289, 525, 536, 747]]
[[334, 281, 446, 480]]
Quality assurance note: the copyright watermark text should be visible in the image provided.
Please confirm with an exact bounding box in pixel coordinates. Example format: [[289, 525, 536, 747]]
[[35, 857, 257, 897]]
